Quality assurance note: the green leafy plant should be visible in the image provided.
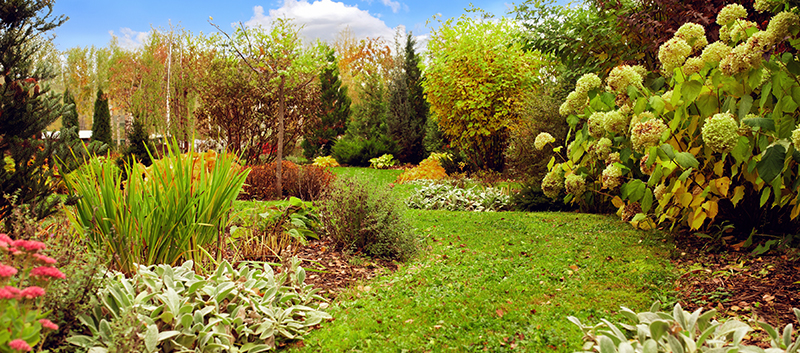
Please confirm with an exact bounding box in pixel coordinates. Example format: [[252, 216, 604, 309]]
[[331, 136, 398, 167], [570, 302, 800, 353], [0, 234, 65, 352], [318, 176, 418, 260], [369, 154, 396, 169], [405, 180, 511, 212], [228, 197, 320, 262], [64, 141, 249, 275], [312, 156, 339, 168], [67, 258, 331, 352], [543, 6, 800, 236]]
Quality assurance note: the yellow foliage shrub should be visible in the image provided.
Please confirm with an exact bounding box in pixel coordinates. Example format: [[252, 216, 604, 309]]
[[395, 156, 448, 184], [313, 155, 340, 168]]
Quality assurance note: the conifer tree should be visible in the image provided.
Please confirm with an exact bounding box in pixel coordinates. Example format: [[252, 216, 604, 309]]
[[91, 88, 112, 146], [302, 45, 350, 159], [62, 89, 79, 130], [388, 33, 429, 164], [0, 0, 73, 224], [118, 115, 154, 167]]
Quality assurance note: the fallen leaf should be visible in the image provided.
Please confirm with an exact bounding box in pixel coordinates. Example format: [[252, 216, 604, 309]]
[[569, 265, 579, 271], [404, 319, 414, 324], [496, 309, 506, 318]]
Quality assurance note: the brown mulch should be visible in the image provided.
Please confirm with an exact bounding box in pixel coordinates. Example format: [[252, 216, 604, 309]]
[[672, 233, 800, 329], [288, 237, 399, 300]]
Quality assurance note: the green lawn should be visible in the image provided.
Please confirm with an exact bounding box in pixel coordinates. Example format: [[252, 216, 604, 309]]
[[293, 189, 677, 351]]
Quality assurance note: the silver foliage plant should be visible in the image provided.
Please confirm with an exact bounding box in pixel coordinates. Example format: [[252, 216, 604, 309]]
[[67, 258, 330, 352], [570, 302, 800, 353], [405, 180, 511, 212]]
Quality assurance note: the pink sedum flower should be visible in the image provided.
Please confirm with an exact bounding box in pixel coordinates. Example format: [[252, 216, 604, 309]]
[[11, 239, 46, 252], [29, 266, 65, 280], [0, 286, 21, 300], [39, 319, 59, 330], [0, 233, 11, 249], [8, 339, 32, 352], [0, 263, 17, 277], [33, 253, 57, 265], [20, 286, 45, 299]]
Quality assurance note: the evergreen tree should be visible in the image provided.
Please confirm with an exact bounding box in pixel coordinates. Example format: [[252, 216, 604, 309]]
[[118, 115, 154, 167], [301, 45, 350, 159], [348, 74, 389, 139], [62, 89, 79, 130], [91, 88, 112, 146], [0, 0, 74, 225], [388, 33, 429, 164]]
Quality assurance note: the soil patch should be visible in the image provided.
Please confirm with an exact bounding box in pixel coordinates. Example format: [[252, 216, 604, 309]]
[[672, 233, 800, 328]]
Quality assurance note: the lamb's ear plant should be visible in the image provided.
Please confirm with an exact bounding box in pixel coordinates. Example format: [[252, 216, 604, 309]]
[[570, 302, 800, 353], [67, 259, 330, 352], [64, 140, 249, 275]]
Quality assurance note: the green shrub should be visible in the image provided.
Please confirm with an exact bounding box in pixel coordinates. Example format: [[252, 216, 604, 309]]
[[505, 90, 569, 182], [67, 259, 330, 352], [544, 7, 800, 235], [64, 141, 249, 275], [369, 154, 396, 169], [511, 182, 572, 212], [318, 176, 418, 260], [405, 180, 511, 212], [331, 136, 398, 167], [570, 302, 800, 352]]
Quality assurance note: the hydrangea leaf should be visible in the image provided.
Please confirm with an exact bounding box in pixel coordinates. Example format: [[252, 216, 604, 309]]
[[757, 144, 786, 183]]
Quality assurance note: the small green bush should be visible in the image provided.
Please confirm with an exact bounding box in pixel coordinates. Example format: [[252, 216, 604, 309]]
[[331, 136, 398, 167], [318, 176, 418, 261], [511, 181, 573, 212]]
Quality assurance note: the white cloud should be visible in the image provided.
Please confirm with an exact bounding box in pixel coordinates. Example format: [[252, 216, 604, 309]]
[[380, 0, 401, 13], [109, 27, 148, 50], [245, 0, 396, 44]]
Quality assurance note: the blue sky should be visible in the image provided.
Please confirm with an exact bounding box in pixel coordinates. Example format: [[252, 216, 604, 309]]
[[51, 0, 522, 50]]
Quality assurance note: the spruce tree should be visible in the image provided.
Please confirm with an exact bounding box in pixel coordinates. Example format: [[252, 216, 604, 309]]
[[62, 89, 79, 130], [388, 32, 429, 164], [118, 115, 154, 167], [0, 0, 73, 225], [302, 45, 350, 159], [91, 88, 112, 147]]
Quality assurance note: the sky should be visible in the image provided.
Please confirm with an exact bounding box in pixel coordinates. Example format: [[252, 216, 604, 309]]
[[50, 0, 524, 51]]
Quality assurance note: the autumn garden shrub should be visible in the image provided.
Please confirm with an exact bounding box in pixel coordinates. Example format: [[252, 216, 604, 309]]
[[505, 90, 569, 183], [396, 153, 449, 183], [312, 155, 339, 168], [318, 176, 418, 261], [0, 234, 65, 352], [67, 259, 331, 352], [542, 6, 800, 237], [331, 135, 398, 167], [369, 154, 396, 169], [241, 162, 333, 201], [405, 181, 511, 212]]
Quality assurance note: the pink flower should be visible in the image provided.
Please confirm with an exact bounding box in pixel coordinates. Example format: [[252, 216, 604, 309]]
[[29, 266, 65, 280], [0, 233, 11, 249], [0, 286, 21, 300], [20, 286, 45, 299], [33, 254, 57, 265], [0, 264, 17, 277], [8, 339, 32, 352], [11, 239, 46, 252], [39, 319, 59, 330]]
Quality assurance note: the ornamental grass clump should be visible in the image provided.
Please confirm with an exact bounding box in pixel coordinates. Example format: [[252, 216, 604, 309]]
[[0, 234, 64, 352], [64, 140, 249, 275]]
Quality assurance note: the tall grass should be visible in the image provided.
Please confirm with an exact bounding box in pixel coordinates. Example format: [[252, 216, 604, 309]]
[[64, 142, 249, 274]]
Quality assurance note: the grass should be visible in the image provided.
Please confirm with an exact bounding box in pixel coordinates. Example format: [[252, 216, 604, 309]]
[[294, 189, 677, 351]]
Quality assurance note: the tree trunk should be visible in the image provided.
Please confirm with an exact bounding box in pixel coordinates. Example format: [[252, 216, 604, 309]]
[[276, 75, 285, 199]]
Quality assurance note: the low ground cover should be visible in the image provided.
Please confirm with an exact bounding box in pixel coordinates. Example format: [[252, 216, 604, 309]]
[[296, 210, 676, 352]]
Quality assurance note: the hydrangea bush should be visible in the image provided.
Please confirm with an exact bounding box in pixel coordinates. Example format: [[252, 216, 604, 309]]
[[544, 5, 800, 233], [0, 234, 64, 352]]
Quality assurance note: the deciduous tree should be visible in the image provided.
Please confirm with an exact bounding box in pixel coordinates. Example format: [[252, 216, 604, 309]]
[[424, 16, 545, 171]]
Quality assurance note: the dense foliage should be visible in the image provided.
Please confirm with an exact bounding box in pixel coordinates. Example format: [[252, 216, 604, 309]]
[[542, 5, 800, 237], [90, 89, 112, 147], [302, 44, 350, 160], [425, 16, 545, 171], [0, 0, 75, 224], [318, 176, 418, 260], [387, 32, 429, 164]]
